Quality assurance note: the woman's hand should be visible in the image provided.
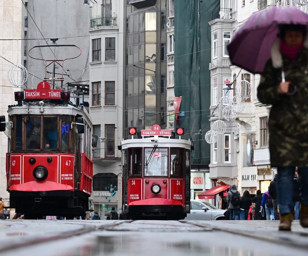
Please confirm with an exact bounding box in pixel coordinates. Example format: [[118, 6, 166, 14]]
[[278, 81, 291, 94]]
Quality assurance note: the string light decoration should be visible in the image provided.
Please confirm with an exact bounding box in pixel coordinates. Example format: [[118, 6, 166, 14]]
[[205, 130, 218, 144], [212, 120, 227, 134], [8, 64, 28, 87]]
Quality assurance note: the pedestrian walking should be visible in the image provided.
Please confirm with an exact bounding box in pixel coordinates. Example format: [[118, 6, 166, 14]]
[[0, 198, 6, 219], [260, 190, 275, 220], [253, 190, 262, 220], [91, 211, 101, 220], [269, 174, 279, 220], [110, 207, 118, 220], [240, 190, 252, 220], [257, 23, 308, 231], [227, 184, 240, 220]]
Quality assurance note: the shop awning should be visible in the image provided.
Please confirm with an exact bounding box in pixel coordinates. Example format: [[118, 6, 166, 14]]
[[198, 185, 230, 199]]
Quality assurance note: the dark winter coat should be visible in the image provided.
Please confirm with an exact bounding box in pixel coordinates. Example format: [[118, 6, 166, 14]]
[[227, 184, 240, 209], [257, 40, 308, 167], [268, 180, 277, 199], [240, 196, 252, 210], [253, 194, 262, 220]]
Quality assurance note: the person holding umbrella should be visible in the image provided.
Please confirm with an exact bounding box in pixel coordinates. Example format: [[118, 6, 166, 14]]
[[228, 6, 308, 232], [257, 24, 308, 231]]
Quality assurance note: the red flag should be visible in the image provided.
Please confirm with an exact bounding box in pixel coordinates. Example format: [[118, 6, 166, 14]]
[[174, 96, 182, 124]]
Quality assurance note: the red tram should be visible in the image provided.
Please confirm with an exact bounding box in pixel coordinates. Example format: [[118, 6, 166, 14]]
[[0, 81, 93, 219], [120, 125, 192, 220]]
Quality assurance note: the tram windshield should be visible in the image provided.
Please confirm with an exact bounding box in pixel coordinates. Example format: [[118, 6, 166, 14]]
[[145, 148, 168, 176], [13, 115, 73, 152]]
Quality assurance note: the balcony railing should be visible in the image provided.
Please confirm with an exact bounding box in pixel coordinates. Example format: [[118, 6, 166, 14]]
[[219, 8, 232, 19], [90, 16, 117, 28]]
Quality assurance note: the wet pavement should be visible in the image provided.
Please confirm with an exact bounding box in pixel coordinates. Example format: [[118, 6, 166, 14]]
[[0, 220, 307, 256]]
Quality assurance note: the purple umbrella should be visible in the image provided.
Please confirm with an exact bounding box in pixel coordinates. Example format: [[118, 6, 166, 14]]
[[227, 6, 308, 74]]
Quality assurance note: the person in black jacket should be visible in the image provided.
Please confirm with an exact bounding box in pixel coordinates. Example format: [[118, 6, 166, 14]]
[[253, 190, 263, 220], [240, 190, 252, 220], [269, 174, 279, 220]]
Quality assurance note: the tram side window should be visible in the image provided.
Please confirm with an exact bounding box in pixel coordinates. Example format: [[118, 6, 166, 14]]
[[43, 117, 58, 149], [26, 117, 41, 149], [145, 148, 168, 176], [61, 117, 70, 152], [128, 148, 142, 177], [15, 116, 23, 150], [171, 148, 184, 177]]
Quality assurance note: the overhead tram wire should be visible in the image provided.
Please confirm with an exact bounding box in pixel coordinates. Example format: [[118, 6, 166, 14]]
[[0, 55, 44, 83], [20, 0, 77, 82]]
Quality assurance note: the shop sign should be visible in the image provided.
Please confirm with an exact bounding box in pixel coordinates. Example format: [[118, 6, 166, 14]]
[[191, 173, 204, 189]]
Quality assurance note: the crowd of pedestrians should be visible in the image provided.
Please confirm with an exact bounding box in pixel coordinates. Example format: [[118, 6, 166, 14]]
[[224, 177, 301, 222]]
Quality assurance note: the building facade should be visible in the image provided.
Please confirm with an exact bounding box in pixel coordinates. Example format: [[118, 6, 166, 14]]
[[0, 0, 23, 205], [124, 0, 168, 134], [88, 0, 124, 218]]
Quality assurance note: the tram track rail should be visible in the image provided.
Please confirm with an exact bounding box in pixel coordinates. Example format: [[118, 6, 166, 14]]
[[0, 220, 307, 254], [0, 220, 129, 254], [181, 220, 308, 250]]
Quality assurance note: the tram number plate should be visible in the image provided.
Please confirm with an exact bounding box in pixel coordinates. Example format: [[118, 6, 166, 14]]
[[130, 194, 140, 200], [173, 194, 183, 200]]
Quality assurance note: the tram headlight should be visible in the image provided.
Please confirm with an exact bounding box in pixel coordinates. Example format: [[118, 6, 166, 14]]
[[151, 184, 161, 194], [33, 166, 48, 181]]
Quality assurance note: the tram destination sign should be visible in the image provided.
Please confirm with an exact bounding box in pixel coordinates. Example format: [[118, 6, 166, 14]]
[[24, 81, 62, 100], [25, 90, 62, 100], [141, 124, 172, 136]]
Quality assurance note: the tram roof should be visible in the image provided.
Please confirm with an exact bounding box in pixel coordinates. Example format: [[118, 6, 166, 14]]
[[120, 136, 192, 150], [7, 104, 92, 126]]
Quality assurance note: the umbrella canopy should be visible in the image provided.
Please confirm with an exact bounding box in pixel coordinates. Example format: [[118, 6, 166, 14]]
[[227, 6, 308, 74]]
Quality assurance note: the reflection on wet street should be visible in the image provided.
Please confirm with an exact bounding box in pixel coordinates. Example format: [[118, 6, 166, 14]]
[[1, 220, 308, 256], [67, 231, 305, 256]]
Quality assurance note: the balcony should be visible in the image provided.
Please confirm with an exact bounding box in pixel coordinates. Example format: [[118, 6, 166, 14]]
[[219, 8, 233, 19], [90, 16, 117, 29], [128, 0, 157, 9]]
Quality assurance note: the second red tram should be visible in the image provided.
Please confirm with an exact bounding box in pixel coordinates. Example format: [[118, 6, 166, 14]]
[[120, 125, 192, 220], [0, 81, 93, 219]]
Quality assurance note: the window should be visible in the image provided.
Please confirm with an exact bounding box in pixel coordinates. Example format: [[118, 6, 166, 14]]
[[171, 148, 185, 177], [224, 134, 231, 163], [212, 141, 217, 164], [105, 124, 115, 157], [161, 15, 166, 29], [233, 73, 237, 97], [161, 75, 166, 93], [223, 77, 233, 105], [93, 173, 118, 191], [258, 0, 267, 10], [161, 43, 166, 61], [92, 38, 101, 62], [105, 37, 115, 61], [105, 81, 115, 105], [93, 125, 101, 158], [213, 32, 218, 59], [241, 73, 251, 102], [144, 148, 168, 176], [212, 77, 218, 106], [260, 117, 268, 147], [127, 148, 142, 177], [168, 34, 174, 53], [92, 82, 101, 106], [242, 134, 255, 167], [102, 0, 112, 19], [223, 32, 231, 57]]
